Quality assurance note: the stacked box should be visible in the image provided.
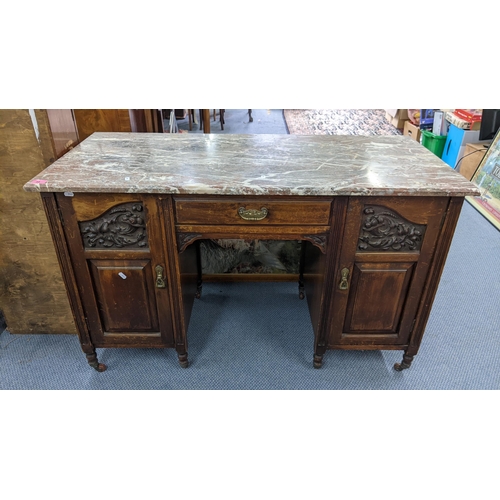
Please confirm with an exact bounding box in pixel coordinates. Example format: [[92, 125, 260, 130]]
[[384, 109, 409, 129], [432, 110, 449, 136], [445, 111, 481, 131], [419, 109, 435, 130], [403, 121, 421, 142]]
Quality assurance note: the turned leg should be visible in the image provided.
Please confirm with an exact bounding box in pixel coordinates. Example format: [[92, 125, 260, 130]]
[[313, 341, 327, 369], [85, 349, 107, 372], [394, 352, 414, 371], [248, 109, 253, 122], [313, 353, 324, 369], [177, 351, 189, 368]]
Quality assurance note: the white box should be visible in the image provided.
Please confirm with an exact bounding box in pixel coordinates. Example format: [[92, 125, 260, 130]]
[[432, 110, 448, 136]]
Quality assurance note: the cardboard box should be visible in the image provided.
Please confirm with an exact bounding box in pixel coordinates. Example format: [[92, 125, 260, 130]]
[[455, 109, 482, 122], [457, 142, 488, 180], [385, 109, 409, 120], [403, 120, 421, 142], [385, 112, 408, 130]]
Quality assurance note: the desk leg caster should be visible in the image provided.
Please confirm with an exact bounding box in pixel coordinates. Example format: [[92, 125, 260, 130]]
[[178, 352, 189, 368], [313, 354, 323, 369], [394, 353, 414, 371], [86, 350, 107, 372]]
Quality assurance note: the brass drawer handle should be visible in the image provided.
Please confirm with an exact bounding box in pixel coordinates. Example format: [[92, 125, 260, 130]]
[[339, 268, 350, 290], [155, 265, 166, 288], [238, 207, 269, 221]]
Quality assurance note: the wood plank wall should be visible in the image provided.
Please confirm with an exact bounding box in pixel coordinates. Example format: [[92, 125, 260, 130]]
[[0, 109, 77, 334]]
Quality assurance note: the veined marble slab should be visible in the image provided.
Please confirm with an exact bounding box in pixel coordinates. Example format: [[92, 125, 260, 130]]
[[24, 133, 480, 197]]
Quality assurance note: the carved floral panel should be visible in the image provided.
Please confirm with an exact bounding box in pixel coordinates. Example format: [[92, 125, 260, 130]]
[[79, 203, 148, 249], [358, 205, 426, 252]]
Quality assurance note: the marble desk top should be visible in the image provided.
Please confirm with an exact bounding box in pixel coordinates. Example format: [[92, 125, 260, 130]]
[[24, 133, 480, 197]]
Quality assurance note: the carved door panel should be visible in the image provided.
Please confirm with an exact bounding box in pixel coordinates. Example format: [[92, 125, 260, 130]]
[[57, 193, 174, 348], [328, 197, 449, 347]]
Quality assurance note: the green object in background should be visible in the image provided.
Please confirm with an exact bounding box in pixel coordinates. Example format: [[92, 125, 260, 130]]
[[421, 129, 447, 158]]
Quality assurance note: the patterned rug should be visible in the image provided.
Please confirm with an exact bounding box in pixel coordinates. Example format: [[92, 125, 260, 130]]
[[283, 109, 401, 136]]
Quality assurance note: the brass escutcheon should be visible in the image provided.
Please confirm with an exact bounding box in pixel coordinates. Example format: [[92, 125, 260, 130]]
[[155, 265, 166, 288], [339, 268, 350, 290], [238, 207, 269, 221]]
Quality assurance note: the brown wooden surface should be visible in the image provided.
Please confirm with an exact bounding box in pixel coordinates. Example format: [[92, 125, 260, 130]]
[[159, 196, 190, 358], [202, 109, 211, 133], [46, 109, 80, 158], [407, 197, 465, 356], [57, 193, 174, 348], [34, 176, 464, 368], [174, 197, 331, 225], [40, 193, 93, 346], [175, 225, 329, 247], [0, 110, 77, 334], [302, 241, 326, 333], [88, 259, 160, 333], [72, 109, 132, 142], [71, 193, 146, 221], [343, 261, 414, 333], [327, 196, 449, 347], [129, 110, 164, 133], [129, 109, 148, 133], [309, 197, 348, 361], [9, 112, 467, 369], [43, 189, 464, 368]]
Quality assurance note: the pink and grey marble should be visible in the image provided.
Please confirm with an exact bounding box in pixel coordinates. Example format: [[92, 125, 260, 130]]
[[24, 132, 480, 197]]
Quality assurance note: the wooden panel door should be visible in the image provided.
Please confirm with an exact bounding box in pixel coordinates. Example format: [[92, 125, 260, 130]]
[[88, 259, 160, 333], [328, 197, 449, 347], [57, 193, 174, 348]]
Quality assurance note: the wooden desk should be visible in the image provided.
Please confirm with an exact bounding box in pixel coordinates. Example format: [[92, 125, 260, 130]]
[[24, 133, 479, 372]]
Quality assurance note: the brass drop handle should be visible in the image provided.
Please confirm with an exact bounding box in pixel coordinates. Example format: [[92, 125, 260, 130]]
[[339, 268, 350, 290], [155, 265, 166, 289], [238, 207, 269, 221]]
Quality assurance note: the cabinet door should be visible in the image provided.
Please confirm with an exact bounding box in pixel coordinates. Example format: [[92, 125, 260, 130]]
[[328, 197, 448, 348], [58, 193, 174, 348], [88, 259, 160, 334]]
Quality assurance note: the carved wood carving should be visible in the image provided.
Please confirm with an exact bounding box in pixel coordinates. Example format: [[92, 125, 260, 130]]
[[79, 203, 148, 249], [302, 234, 327, 254], [177, 232, 203, 253], [358, 206, 426, 251]]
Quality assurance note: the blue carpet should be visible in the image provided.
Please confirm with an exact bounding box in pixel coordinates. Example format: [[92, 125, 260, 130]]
[[174, 109, 289, 134], [1, 201, 499, 390]]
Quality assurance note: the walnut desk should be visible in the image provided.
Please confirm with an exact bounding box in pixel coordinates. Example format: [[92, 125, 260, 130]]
[[24, 133, 480, 372]]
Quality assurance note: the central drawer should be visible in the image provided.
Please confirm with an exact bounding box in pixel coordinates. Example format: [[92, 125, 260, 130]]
[[174, 197, 332, 225]]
